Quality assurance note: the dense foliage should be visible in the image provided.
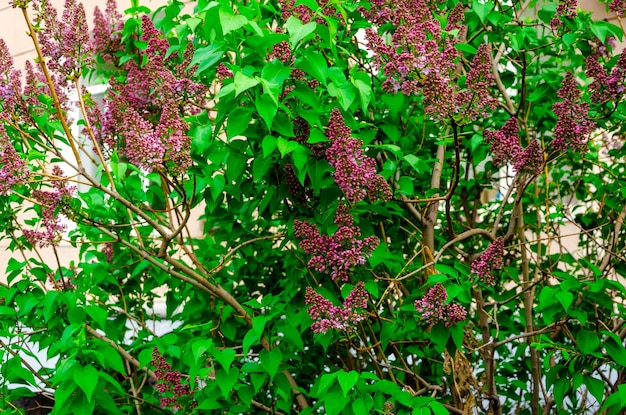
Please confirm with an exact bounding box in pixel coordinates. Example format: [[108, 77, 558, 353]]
[[1, 0, 626, 414]]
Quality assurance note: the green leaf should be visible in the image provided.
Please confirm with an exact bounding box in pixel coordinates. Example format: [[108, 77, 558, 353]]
[[292, 146, 309, 179], [73, 365, 99, 401], [555, 290, 573, 311], [316, 372, 338, 396], [553, 377, 570, 406], [327, 82, 356, 111], [219, 8, 248, 35], [605, 338, 626, 367], [259, 347, 282, 379], [299, 51, 328, 85], [253, 155, 273, 181], [213, 348, 236, 374], [99, 345, 126, 375], [190, 44, 224, 75], [226, 107, 252, 138], [262, 135, 278, 157], [85, 306, 108, 330], [255, 93, 278, 129], [336, 370, 359, 397], [472, 0, 494, 23], [260, 60, 290, 100], [351, 71, 372, 113], [234, 71, 260, 96], [286, 16, 317, 49], [277, 137, 299, 157], [210, 173, 225, 201], [454, 43, 477, 54], [576, 330, 600, 355], [584, 375, 604, 403], [215, 367, 240, 397], [3, 357, 36, 385]]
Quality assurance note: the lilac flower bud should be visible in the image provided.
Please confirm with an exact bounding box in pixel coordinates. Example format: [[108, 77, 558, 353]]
[[294, 206, 379, 281], [305, 282, 369, 334], [414, 283, 467, 326], [325, 109, 391, 203], [471, 237, 504, 285], [552, 72, 595, 153]]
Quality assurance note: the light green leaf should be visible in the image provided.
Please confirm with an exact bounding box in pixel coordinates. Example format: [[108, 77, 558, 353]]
[[99, 345, 126, 375], [555, 290, 573, 311], [277, 137, 299, 157], [472, 0, 494, 23], [234, 71, 259, 96], [219, 9, 248, 35], [190, 44, 224, 75], [286, 16, 317, 49]]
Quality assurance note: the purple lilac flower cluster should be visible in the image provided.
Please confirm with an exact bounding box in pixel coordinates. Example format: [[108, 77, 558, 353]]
[[585, 48, 626, 104], [457, 44, 499, 120], [294, 204, 379, 281], [0, 40, 24, 116], [0, 124, 30, 195], [483, 117, 543, 175], [325, 109, 392, 203], [278, 0, 342, 25], [470, 237, 504, 285], [551, 0, 577, 29], [362, 1, 497, 121], [305, 282, 368, 333], [37, 0, 93, 78], [92, 0, 124, 64], [97, 10, 206, 176], [552, 72, 596, 153], [23, 167, 74, 248], [414, 283, 467, 327], [151, 348, 196, 410], [610, 0, 626, 17], [267, 37, 306, 81], [216, 63, 233, 80]]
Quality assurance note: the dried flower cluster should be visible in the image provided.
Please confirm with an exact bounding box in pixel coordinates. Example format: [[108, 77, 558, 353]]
[[414, 283, 467, 327], [305, 282, 368, 333], [294, 204, 379, 281], [325, 109, 391, 203], [483, 117, 543, 175], [552, 72, 595, 153], [151, 348, 196, 410], [471, 237, 505, 285]]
